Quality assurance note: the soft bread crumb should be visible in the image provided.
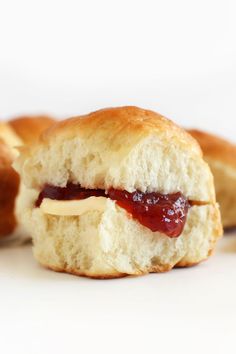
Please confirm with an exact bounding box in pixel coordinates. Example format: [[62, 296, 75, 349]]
[[15, 107, 215, 202], [20, 190, 221, 278]]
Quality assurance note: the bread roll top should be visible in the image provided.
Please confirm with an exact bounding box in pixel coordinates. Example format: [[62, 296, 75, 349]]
[[14, 106, 215, 202], [9, 115, 55, 145], [188, 129, 236, 168]]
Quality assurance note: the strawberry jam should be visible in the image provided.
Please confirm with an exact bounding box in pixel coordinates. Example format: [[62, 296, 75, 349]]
[[36, 183, 190, 238]]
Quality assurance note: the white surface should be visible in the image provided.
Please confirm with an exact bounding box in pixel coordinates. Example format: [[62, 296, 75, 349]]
[[0, 0, 236, 353], [0, 0, 236, 140], [0, 235, 236, 354]]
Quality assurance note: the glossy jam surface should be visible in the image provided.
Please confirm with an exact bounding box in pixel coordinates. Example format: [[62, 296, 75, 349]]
[[36, 183, 190, 237], [108, 189, 190, 237]]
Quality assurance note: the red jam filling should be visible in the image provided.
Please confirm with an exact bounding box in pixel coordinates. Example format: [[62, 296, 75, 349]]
[[35, 183, 190, 238]]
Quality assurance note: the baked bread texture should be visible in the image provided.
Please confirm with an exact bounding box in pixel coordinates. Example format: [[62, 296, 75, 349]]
[[188, 129, 236, 228], [9, 115, 55, 145], [0, 116, 55, 238], [15, 107, 222, 278]]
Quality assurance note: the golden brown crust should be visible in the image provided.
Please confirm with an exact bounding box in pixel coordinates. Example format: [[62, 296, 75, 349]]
[[0, 140, 20, 237], [42, 259, 177, 279], [174, 260, 203, 268], [42, 263, 127, 279], [45, 263, 186, 278], [22, 107, 201, 156], [188, 129, 236, 168], [9, 115, 55, 145]]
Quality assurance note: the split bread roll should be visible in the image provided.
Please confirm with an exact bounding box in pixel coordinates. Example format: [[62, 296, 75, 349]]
[[0, 116, 55, 239], [14, 107, 222, 278], [188, 129, 236, 228]]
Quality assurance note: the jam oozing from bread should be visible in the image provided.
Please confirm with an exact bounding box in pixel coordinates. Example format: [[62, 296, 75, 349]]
[[35, 184, 190, 237], [108, 189, 190, 237]]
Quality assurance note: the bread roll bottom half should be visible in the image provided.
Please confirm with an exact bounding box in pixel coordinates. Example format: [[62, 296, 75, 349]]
[[15, 107, 222, 278]]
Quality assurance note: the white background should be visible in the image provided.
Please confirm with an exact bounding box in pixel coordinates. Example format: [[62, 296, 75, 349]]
[[0, 1, 236, 353]]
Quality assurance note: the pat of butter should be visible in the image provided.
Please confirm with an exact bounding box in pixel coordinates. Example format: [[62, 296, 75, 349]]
[[40, 197, 108, 216]]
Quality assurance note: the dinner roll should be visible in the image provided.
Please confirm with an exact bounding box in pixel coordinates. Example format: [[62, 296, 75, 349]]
[[188, 129, 236, 228], [15, 107, 222, 278], [0, 116, 55, 239], [9, 115, 55, 145], [0, 124, 21, 237]]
